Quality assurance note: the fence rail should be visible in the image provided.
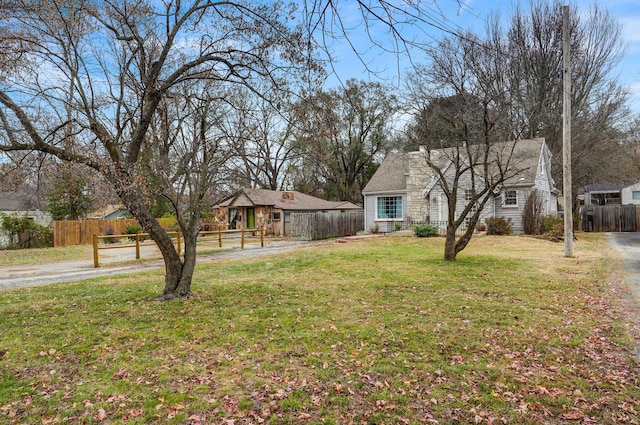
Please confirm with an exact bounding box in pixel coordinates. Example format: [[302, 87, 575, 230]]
[[290, 212, 364, 241], [92, 228, 263, 267], [428, 220, 470, 236]]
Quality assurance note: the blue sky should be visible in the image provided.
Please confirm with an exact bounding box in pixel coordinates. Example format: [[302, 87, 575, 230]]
[[324, 0, 640, 113]]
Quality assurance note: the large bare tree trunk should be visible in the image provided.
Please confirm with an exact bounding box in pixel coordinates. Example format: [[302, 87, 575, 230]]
[[443, 225, 458, 261], [111, 172, 194, 299], [171, 227, 199, 299], [443, 223, 476, 261]]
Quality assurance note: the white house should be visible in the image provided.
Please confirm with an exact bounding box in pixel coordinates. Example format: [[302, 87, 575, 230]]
[[362, 138, 559, 234]]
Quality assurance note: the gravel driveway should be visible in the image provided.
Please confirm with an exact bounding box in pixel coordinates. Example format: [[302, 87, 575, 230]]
[[0, 239, 327, 291], [606, 232, 640, 305]]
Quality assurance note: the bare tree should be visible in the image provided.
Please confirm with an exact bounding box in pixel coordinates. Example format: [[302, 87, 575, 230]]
[[0, 1, 314, 299], [222, 88, 300, 191], [619, 113, 640, 182], [406, 32, 528, 261], [406, 0, 631, 259], [497, 2, 629, 197], [294, 79, 399, 203]]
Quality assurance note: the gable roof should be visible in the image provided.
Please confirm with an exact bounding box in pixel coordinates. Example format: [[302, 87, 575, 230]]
[[430, 138, 549, 191], [0, 191, 47, 211], [361, 152, 409, 194], [584, 183, 627, 193], [365, 138, 550, 195], [87, 204, 127, 219], [218, 188, 362, 211], [502, 137, 547, 186]]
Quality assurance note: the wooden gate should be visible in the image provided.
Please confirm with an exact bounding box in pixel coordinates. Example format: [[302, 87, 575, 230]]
[[581, 205, 640, 232]]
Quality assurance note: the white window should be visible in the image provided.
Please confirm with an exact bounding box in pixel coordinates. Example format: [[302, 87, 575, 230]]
[[503, 190, 518, 207], [633, 191, 640, 200], [376, 196, 402, 220], [465, 189, 474, 201]]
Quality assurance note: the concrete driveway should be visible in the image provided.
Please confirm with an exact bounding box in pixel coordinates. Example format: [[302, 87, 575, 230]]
[[607, 232, 640, 305]]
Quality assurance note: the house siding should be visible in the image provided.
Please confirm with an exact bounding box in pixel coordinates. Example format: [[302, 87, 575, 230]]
[[429, 165, 494, 229], [364, 194, 377, 231], [622, 183, 640, 205], [495, 189, 527, 233], [533, 143, 558, 216], [363, 192, 407, 233]]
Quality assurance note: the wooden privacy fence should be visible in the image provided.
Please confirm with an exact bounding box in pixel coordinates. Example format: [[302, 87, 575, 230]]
[[52, 218, 177, 247], [290, 212, 364, 241], [581, 205, 640, 232]]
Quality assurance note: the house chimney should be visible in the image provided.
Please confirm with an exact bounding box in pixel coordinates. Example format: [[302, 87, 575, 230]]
[[282, 191, 294, 201]]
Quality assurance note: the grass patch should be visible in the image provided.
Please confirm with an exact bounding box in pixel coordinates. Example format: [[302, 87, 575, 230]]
[[0, 244, 92, 266], [0, 233, 638, 424]]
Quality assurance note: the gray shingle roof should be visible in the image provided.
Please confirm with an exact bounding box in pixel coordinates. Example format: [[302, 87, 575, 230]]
[[220, 188, 362, 211], [364, 138, 549, 193], [361, 152, 408, 194], [0, 191, 46, 211], [498, 137, 546, 186], [584, 183, 627, 193]]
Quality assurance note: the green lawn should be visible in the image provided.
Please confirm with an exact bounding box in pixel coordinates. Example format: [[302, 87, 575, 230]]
[[0, 244, 92, 266], [1, 233, 638, 424]]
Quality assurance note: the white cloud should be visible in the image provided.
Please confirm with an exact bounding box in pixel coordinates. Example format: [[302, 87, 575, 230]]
[[620, 16, 640, 45]]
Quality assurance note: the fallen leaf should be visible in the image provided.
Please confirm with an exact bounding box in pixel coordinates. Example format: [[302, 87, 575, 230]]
[[563, 409, 585, 420]]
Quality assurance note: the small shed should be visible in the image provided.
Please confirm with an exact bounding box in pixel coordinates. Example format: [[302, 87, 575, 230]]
[[582, 183, 626, 206]]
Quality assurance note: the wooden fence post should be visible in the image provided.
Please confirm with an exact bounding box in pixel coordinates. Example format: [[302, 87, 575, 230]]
[[241, 229, 245, 249], [135, 233, 140, 259], [93, 234, 99, 268], [218, 229, 222, 247], [260, 227, 264, 247]]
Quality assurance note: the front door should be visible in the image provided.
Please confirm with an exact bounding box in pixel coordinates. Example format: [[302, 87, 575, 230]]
[[247, 208, 255, 229]]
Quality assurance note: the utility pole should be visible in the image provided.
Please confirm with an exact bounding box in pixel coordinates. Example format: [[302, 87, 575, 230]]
[[563, 5, 574, 256]]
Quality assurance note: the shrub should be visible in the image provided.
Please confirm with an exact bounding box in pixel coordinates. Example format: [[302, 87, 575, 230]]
[[369, 223, 380, 234], [485, 217, 512, 235], [541, 215, 564, 240], [413, 223, 438, 237], [124, 224, 143, 235], [103, 226, 117, 244], [0, 213, 52, 249], [541, 215, 563, 233], [522, 189, 542, 235]]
